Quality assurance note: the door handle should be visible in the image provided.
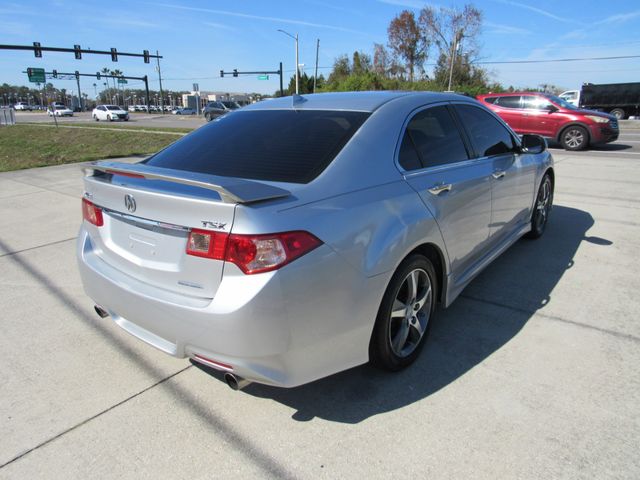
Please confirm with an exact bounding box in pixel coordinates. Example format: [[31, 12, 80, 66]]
[[428, 183, 452, 195], [492, 171, 506, 180]]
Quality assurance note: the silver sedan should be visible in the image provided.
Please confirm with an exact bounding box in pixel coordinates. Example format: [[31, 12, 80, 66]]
[[77, 91, 554, 388]]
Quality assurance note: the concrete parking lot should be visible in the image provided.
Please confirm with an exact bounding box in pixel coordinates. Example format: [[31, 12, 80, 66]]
[[0, 125, 639, 479]]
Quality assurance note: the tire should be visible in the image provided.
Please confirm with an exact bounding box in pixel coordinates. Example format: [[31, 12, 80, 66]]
[[560, 125, 588, 151], [526, 173, 553, 239], [107, 115, 112, 122], [204, 112, 211, 122], [610, 108, 625, 120], [369, 254, 437, 371], [93, 115, 99, 122]]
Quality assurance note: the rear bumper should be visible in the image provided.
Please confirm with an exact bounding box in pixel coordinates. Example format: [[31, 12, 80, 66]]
[[77, 228, 384, 387]]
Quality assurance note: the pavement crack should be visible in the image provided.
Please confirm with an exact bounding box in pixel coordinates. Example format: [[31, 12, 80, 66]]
[[0, 237, 77, 258], [0, 366, 192, 470]]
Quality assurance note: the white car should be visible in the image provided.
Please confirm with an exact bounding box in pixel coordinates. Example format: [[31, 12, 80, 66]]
[[93, 105, 129, 122], [48, 105, 73, 117], [14, 102, 33, 111]]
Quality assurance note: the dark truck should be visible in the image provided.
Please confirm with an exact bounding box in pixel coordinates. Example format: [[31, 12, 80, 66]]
[[560, 83, 640, 120]]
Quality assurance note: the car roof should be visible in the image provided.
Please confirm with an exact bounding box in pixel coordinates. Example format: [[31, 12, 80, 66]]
[[242, 91, 468, 113]]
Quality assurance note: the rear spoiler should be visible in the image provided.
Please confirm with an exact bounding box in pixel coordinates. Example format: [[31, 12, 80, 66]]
[[84, 161, 291, 204]]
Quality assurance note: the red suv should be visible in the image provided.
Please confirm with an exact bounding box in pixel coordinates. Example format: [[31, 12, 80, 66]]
[[476, 92, 619, 151]]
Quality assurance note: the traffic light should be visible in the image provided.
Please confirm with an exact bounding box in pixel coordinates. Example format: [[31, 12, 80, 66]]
[[110, 48, 118, 62], [33, 42, 42, 58], [143, 50, 150, 64], [74, 44, 82, 59], [96, 72, 101, 80], [52, 69, 58, 78], [75, 71, 79, 80], [233, 69, 238, 77], [220, 70, 224, 78]]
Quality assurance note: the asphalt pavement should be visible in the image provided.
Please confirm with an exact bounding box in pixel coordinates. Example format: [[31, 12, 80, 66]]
[[0, 123, 639, 479]]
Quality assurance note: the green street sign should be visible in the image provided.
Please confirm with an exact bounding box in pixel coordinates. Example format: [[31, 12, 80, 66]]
[[257, 74, 269, 80], [117, 78, 128, 84], [27, 67, 46, 83]]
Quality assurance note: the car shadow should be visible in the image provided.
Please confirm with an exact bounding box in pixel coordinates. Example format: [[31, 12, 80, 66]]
[[548, 141, 633, 151], [194, 205, 610, 423]]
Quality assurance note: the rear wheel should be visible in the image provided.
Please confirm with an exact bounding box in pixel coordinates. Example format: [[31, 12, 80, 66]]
[[560, 125, 588, 151], [610, 108, 625, 120], [107, 115, 112, 122], [526, 173, 553, 239], [370, 255, 436, 371], [205, 112, 211, 122], [93, 114, 99, 122]]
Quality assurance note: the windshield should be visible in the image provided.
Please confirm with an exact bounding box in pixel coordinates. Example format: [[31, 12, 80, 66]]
[[145, 110, 370, 184], [545, 94, 580, 110], [106, 106, 121, 110], [222, 101, 240, 109]]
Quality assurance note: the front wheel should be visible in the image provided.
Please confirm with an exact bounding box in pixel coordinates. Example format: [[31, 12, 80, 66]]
[[526, 174, 553, 239], [107, 115, 112, 122], [93, 114, 99, 122], [204, 113, 211, 122], [560, 125, 588, 151], [369, 255, 436, 371]]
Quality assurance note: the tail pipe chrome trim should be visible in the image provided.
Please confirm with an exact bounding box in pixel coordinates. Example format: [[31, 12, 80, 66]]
[[224, 373, 252, 391], [94, 305, 109, 318]]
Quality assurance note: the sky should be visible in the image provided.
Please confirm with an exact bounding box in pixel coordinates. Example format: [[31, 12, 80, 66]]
[[1, 0, 639, 96]]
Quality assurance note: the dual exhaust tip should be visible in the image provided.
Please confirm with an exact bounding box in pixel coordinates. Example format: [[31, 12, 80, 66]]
[[94, 305, 251, 391]]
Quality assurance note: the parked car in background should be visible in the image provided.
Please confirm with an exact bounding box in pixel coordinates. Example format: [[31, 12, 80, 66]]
[[47, 105, 73, 117], [92, 105, 129, 121], [173, 107, 196, 115], [127, 106, 136, 112], [77, 91, 554, 389], [14, 102, 33, 111], [202, 101, 240, 121], [559, 83, 640, 120], [477, 92, 619, 151]]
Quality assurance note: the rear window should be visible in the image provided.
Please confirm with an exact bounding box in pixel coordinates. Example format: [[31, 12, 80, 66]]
[[145, 110, 370, 183]]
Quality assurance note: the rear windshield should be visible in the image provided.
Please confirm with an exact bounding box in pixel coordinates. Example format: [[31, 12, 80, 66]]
[[145, 110, 370, 183]]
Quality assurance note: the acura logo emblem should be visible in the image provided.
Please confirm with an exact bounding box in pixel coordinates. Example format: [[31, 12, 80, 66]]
[[124, 194, 136, 213]]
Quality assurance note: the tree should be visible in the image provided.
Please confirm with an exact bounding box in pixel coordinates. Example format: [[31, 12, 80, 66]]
[[352, 51, 372, 75], [419, 4, 483, 89], [373, 43, 390, 77], [387, 10, 429, 82]]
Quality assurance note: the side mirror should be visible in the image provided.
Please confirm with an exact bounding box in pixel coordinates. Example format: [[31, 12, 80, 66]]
[[521, 134, 547, 154], [546, 104, 559, 113]]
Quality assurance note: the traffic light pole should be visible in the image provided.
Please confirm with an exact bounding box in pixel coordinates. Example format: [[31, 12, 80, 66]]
[[1, 43, 161, 62], [76, 74, 83, 111]]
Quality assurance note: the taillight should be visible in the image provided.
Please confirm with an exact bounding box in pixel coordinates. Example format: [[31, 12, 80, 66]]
[[82, 198, 103, 226], [186, 230, 322, 274]]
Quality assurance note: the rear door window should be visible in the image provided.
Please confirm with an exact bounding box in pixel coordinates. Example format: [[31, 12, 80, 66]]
[[454, 104, 517, 157], [399, 105, 469, 170], [145, 110, 370, 184]]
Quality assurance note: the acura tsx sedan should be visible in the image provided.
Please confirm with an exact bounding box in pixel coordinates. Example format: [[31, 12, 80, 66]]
[[77, 91, 554, 389]]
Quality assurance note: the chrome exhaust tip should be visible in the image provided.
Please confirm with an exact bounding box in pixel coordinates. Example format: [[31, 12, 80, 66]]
[[224, 373, 251, 391], [94, 305, 109, 318]]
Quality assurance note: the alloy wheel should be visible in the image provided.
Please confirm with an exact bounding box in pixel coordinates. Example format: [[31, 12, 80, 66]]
[[564, 129, 584, 149], [535, 177, 551, 230], [388, 268, 432, 358]]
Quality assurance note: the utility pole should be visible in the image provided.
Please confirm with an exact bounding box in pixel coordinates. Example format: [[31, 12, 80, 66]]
[[279, 62, 284, 97], [314, 38, 319, 93], [156, 50, 164, 113], [447, 30, 462, 92], [144, 75, 150, 112]]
